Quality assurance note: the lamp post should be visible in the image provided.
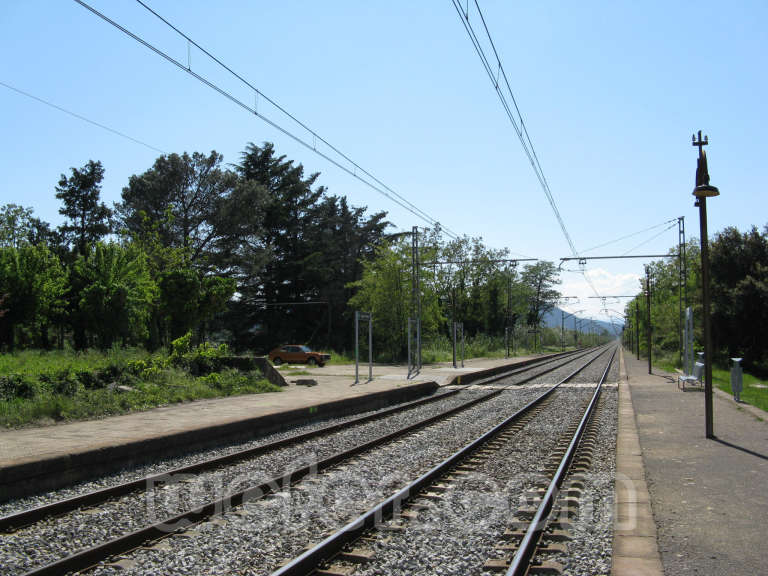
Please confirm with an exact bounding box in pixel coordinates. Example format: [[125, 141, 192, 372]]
[[645, 265, 652, 375], [634, 300, 640, 360], [692, 130, 719, 439]]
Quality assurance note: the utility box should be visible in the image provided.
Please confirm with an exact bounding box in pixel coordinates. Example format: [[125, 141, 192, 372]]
[[693, 352, 705, 382], [693, 361, 704, 382], [731, 358, 743, 402]]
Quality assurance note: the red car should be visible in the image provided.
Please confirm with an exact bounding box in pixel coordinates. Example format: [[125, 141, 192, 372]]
[[269, 345, 331, 367]]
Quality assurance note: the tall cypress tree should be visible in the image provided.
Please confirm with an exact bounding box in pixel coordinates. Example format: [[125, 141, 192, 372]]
[[55, 160, 112, 256]]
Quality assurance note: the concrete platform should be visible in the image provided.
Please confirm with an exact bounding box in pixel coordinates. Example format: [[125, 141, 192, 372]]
[[0, 354, 538, 502], [614, 349, 768, 576]]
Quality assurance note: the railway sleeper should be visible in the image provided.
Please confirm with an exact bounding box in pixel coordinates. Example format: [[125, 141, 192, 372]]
[[496, 531, 569, 552], [528, 493, 581, 509], [418, 491, 443, 501], [337, 548, 376, 563], [315, 565, 357, 576], [484, 556, 564, 574], [105, 558, 138, 571], [503, 527, 572, 543]]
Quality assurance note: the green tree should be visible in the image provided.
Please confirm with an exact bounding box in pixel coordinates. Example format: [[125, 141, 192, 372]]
[[0, 204, 34, 247], [0, 204, 58, 249], [348, 238, 442, 361], [232, 142, 389, 350], [521, 261, 561, 345], [298, 194, 389, 350], [0, 244, 66, 350], [236, 142, 324, 304], [624, 238, 702, 366], [56, 160, 112, 255], [70, 243, 157, 349], [710, 225, 768, 370], [158, 268, 236, 342], [117, 151, 237, 267]]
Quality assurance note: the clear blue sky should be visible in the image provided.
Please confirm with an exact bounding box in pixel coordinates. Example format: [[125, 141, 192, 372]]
[[1, 1, 766, 323]]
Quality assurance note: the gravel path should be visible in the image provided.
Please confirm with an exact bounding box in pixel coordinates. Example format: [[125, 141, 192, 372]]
[[348, 353, 617, 576], [540, 387, 618, 575], [0, 390, 476, 575], [0, 393, 462, 518], [0, 347, 613, 576], [88, 387, 554, 576]]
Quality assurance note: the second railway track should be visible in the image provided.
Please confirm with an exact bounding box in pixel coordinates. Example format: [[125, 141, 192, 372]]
[[0, 346, 615, 576], [269, 345, 618, 576]]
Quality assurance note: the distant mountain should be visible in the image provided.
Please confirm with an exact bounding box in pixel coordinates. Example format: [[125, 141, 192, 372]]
[[541, 306, 622, 335]]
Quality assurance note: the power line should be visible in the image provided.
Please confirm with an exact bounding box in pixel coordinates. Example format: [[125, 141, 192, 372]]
[[581, 218, 678, 254], [72, 0, 459, 239], [450, 1, 618, 319], [0, 79, 165, 154], [450, 0, 577, 256], [133, 0, 451, 236], [621, 222, 678, 256]]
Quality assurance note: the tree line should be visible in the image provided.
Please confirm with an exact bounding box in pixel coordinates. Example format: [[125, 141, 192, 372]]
[[0, 142, 563, 358], [624, 224, 768, 375]]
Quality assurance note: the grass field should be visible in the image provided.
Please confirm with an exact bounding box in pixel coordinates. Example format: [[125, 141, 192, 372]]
[[0, 348, 153, 376], [712, 367, 768, 414], [0, 348, 281, 428], [327, 333, 572, 366], [652, 352, 768, 414]]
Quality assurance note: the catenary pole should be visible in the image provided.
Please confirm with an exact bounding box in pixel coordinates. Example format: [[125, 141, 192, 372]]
[[645, 266, 652, 374]]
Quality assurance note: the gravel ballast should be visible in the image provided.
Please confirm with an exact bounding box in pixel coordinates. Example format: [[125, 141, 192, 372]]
[[351, 353, 618, 576], [84, 349, 615, 575], [88, 388, 547, 575], [0, 347, 615, 576]]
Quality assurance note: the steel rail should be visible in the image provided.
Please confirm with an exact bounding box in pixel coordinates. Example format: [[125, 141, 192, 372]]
[[269, 347, 613, 576], [0, 350, 582, 533], [18, 348, 602, 576], [505, 344, 618, 576]]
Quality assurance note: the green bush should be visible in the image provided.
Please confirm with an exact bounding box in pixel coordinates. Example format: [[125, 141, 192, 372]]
[[185, 343, 228, 375], [76, 370, 104, 390], [40, 369, 81, 397], [169, 331, 193, 362], [0, 345, 279, 427], [0, 373, 38, 400]]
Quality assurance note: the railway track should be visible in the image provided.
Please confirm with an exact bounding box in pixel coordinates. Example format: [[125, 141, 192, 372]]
[[267, 345, 617, 576], [1, 346, 612, 576]]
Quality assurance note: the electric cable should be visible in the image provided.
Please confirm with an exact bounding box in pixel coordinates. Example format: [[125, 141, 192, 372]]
[[581, 218, 678, 254], [450, 1, 638, 322], [450, 0, 578, 257], [134, 0, 450, 236], [0, 79, 165, 154], [621, 222, 678, 256], [72, 0, 459, 239]]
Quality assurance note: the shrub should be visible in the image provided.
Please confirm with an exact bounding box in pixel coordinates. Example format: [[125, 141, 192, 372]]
[[76, 370, 103, 390], [40, 369, 81, 397], [0, 373, 38, 400], [169, 332, 193, 362]]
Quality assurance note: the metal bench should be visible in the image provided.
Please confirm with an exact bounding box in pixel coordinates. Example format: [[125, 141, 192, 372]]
[[678, 362, 704, 390]]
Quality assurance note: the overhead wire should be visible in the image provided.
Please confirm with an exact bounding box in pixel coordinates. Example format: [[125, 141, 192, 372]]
[[449, 0, 578, 257], [0, 79, 165, 154], [621, 222, 678, 256], [450, 1, 632, 325], [72, 0, 459, 239], [133, 0, 453, 237], [581, 218, 678, 254]]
